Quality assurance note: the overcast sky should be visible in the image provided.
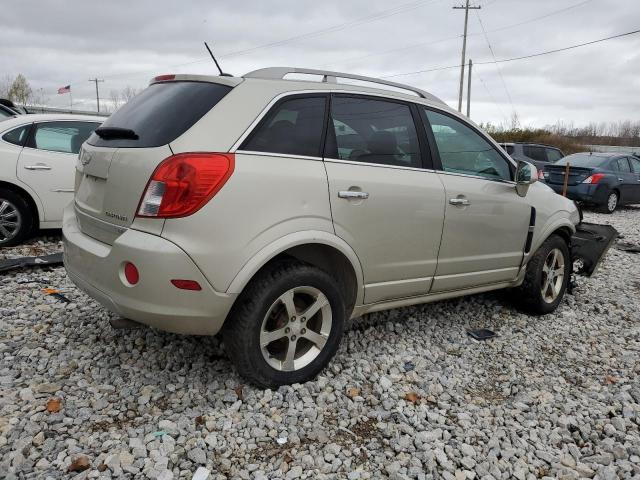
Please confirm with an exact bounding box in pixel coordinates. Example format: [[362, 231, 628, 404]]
[[1, 0, 638, 127]]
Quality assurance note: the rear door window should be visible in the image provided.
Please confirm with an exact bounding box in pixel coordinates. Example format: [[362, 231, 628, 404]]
[[326, 95, 422, 168], [240, 95, 327, 157], [88, 81, 232, 148], [618, 157, 632, 173], [28, 121, 99, 154], [629, 156, 640, 173], [523, 145, 548, 162], [2, 124, 32, 146], [424, 109, 512, 181]]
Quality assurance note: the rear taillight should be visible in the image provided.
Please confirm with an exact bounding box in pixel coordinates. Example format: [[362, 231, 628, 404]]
[[538, 169, 545, 180], [582, 173, 605, 184], [137, 153, 234, 218], [153, 74, 176, 82]]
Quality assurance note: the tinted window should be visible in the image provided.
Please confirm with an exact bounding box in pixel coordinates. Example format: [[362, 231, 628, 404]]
[[503, 144, 514, 155], [546, 148, 563, 163], [0, 108, 13, 119], [328, 96, 421, 168], [556, 154, 608, 168], [2, 124, 31, 146], [425, 109, 511, 181], [88, 81, 232, 148], [523, 145, 547, 162], [629, 156, 640, 173], [29, 122, 99, 154], [241, 96, 326, 157]]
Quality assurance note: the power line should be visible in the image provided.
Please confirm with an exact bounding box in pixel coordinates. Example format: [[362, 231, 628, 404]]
[[65, 0, 446, 86], [382, 28, 640, 78], [217, 0, 446, 60], [321, 0, 594, 70], [475, 11, 516, 117]]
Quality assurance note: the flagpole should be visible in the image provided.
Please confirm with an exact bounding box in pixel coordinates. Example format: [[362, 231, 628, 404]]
[[69, 90, 72, 111]]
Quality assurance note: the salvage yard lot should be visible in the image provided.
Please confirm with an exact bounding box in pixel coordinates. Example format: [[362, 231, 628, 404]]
[[1, 208, 639, 479]]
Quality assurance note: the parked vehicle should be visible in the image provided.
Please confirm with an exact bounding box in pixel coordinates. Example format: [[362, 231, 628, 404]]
[[545, 152, 640, 213], [64, 68, 586, 387], [0, 114, 103, 246], [501, 142, 564, 179], [0, 103, 19, 120]]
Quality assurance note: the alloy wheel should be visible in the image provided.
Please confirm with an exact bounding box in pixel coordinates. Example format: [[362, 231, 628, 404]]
[[607, 192, 618, 212], [541, 248, 565, 303], [0, 199, 22, 244], [260, 286, 332, 372]]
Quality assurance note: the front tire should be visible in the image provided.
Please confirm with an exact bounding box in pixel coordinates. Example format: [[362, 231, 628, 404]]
[[223, 260, 346, 388], [0, 189, 33, 247], [513, 234, 570, 315]]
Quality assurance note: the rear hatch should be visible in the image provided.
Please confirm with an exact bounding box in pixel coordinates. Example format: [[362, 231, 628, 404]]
[[74, 78, 234, 244], [544, 165, 593, 186]]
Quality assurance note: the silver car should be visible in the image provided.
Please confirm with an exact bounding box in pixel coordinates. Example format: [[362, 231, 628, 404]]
[[64, 68, 584, 387]]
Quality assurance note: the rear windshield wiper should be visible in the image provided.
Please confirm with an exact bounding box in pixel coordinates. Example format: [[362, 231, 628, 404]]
[[95, 127, 139, 140]]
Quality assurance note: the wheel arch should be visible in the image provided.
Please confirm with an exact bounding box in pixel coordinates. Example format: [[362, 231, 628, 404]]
[[226, 231, 364, 316], [0, 180, 42, 230]]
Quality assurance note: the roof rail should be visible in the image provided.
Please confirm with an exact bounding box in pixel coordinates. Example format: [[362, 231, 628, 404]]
[[244, 67, 445, 104]]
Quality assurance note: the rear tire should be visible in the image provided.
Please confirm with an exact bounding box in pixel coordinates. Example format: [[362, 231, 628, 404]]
[[513, 234, 570, 315], [599, 190, 618, 214], [0, 189, 33, 247], [223, 260, 346, 388]]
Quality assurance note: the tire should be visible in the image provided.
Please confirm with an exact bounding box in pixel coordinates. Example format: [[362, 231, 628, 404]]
[[0, 189, 33, 247], [513, 234, 571, 315], [223, 260, 346, 388], [599, 190, 618, 214]]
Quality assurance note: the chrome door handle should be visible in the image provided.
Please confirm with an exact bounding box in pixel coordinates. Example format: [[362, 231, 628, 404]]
[[338, 191, 369, 200], [449, 198, 470, 206], [618, 178, 624, 181], [24, 164, 52, 171]]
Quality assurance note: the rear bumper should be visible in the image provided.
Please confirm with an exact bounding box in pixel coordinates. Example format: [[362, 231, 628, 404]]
[[62, 204, 235, 335], [547, 183, 608, 204]]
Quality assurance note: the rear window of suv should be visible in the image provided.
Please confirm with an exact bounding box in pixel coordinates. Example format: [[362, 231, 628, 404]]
[[87, 81, 232, 148]]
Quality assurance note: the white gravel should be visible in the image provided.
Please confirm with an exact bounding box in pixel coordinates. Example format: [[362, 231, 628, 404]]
[[1, 208, 639, 479]]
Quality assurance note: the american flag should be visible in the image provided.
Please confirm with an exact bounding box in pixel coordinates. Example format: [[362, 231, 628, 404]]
[[57, 85, 71, 94]]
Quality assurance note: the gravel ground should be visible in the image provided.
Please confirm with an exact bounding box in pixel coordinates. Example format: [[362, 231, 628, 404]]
[[1, 208, 639, 480]]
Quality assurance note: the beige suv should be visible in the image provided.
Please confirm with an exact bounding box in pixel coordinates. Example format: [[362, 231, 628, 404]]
[[63, 68, 581, 387]]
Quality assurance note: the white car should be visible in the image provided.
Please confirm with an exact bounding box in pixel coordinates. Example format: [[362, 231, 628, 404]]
[[0, 114, 102, 246]]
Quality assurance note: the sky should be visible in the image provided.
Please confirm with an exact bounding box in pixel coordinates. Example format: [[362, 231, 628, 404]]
[[1, 0, 639, 128]]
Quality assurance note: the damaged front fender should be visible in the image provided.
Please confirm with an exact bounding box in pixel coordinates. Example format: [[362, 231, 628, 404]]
[[571, 222, 618, 276]]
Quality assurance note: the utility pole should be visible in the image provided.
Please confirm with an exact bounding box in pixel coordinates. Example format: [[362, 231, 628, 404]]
[[453, 0, 481, 112], [466, 59, 472, 118], [88, 78, 104, 113]]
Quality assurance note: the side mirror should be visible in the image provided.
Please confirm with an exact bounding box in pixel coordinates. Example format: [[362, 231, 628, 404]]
[[515, 160, 537, 197]]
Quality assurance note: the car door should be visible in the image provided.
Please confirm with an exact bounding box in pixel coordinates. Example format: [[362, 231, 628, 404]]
[[616, 157, 637, 205], [421, 108, 531, 292], [628, 156, 640, 202], [324, 94, 446, 303], [16, 120, 99, 221]]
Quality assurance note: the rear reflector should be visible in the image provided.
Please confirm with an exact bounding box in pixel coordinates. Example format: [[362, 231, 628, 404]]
[[124, 262, 139, 285], [582, 173, 605, 184], [137, 153, 234, 218], [171, 279, 202, 291]]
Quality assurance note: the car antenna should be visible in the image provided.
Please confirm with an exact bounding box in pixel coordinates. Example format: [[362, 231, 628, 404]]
[[204, 42, 232, 77]]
